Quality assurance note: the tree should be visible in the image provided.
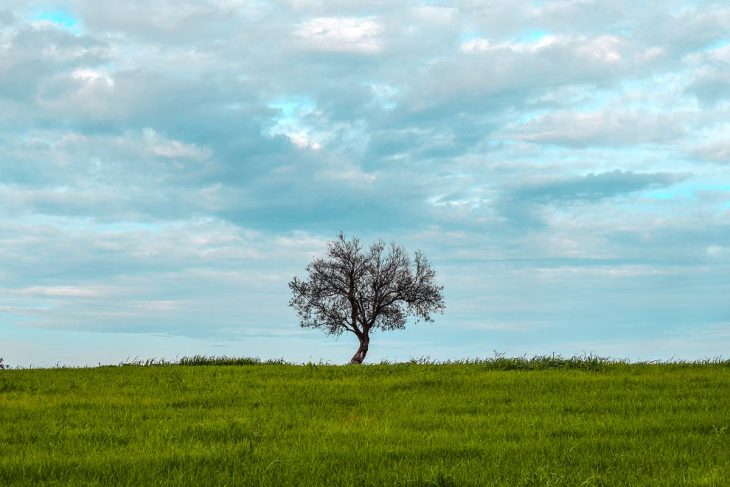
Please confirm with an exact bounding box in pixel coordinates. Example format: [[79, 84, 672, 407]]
[[288, 233, 445, 364]]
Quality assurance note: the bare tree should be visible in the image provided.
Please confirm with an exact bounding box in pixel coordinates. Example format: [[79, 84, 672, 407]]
[[289, 233, 445, 364]]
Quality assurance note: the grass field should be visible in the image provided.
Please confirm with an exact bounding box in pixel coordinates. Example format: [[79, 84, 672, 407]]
[[1, 356, 729, 486]]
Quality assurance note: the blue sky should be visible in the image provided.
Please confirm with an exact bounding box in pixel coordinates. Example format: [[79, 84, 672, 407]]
[[1, 1, 729, 366]]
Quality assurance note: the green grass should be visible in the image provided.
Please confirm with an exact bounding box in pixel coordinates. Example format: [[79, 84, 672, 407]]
[[1, 357, 730, 486]]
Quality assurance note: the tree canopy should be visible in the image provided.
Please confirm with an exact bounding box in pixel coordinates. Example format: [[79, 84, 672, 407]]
[[289, 233, 444, 363]]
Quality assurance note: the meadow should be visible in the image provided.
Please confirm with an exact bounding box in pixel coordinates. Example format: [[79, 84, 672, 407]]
[[1, 356, 729, 486]]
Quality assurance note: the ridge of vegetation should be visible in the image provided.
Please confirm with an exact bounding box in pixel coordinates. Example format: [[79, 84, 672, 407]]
[[4, 353, 729, 370]]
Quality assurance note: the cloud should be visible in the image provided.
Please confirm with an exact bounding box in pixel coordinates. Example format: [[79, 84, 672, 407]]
[[687, 67, 730, 106], [71, 68, 114, 87], [0, 9, 16, 26], [142, 129, 213, 161], [294, 17, 383, 53], [637, 5, 730, 57], [0, 22, 108, 100], [20, 286, 106, 298], [71, 0, 263, 42], [492, 170, 689, 230], [693, 139, 730, 164], [32, 8, 81, 33], [511, 170, 687, 203], [689, 123, 730, 163], [461, 34, 563, 54], [511, 109, 686, 147]]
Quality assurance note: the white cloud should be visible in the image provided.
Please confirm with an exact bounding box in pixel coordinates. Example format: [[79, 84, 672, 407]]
[[71, 68, 114, 88], [461, 35, 562, 54], [459, 33, 657, 67], [512, 108, 686, 146], [693, 139, 730, 163], [706, 245, 728, 257], [288, 131, 322, 150], [460, 37, 491, 53], [294, 17, 383, 53], [368, 83, 399, 110], [413, 5, 455, 25], [707, 43, 730, 63], [690, 123, 730, 163], [577, 34, 623, 63], [20, 286, 107, 298], [142, 129, 212, 161], [317, 167, 376, 186]]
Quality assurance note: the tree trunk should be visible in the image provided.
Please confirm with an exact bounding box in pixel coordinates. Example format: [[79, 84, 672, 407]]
[[350, 334, 370, 364]]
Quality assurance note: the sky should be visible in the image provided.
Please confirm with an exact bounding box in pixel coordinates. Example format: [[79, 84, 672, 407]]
[[1, 0, 729, 367]]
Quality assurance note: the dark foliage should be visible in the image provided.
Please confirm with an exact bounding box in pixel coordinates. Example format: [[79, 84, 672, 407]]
[[289, 233, 445, 363]]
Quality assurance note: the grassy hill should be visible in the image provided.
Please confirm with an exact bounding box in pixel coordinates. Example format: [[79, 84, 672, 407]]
[[1, 357, 729, 485]]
